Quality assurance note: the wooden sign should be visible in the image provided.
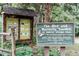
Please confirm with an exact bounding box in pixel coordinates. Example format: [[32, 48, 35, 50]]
[[20, 19, 30, 40], [5, 17, 31, 41], [6, 17, 18, 40], [36, 23, 75, 46]]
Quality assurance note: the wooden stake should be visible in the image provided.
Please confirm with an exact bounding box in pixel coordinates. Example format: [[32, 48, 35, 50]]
[[60, 46, 66, 56], [1, 35, 3, 56], [44, 47, 49, 56], [11, 27, 16, 56]]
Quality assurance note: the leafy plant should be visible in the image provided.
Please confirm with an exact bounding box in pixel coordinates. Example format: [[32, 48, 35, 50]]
[[16, 46, 33, 56], [3, 41, 12, 49], [37, 48, 44, 56], [49, 48, 60, 56]]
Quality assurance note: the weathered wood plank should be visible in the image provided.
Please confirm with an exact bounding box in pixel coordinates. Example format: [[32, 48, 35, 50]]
[[0, 33, 10, 35], [0, 48, 11, 53]]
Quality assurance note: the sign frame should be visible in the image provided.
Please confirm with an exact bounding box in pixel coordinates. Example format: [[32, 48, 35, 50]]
[[2, 13, 34, 44], [36, 22, 75, 47]]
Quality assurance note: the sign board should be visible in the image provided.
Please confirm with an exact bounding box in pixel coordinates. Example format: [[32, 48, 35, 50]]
[[36, 23, 74, 46], [6, 17, 18, 40], [6, 17, 31, 41], [20, 19, 30, 40]]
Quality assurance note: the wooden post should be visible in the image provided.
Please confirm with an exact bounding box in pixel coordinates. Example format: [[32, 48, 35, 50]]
[[1, 34, 3, 56], [1, 35, 3, 49], [60, 46, 66, 56], [44, 47, 49, 56], [1, 12, 4, 49], [11, 27, 16, 56]]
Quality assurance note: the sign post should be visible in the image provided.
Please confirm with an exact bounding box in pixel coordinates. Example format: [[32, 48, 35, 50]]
[[36, 23, 74, 56], [44, 46, 49, 56], [11, 27, 16, 56], [60, 46, 66, 56]]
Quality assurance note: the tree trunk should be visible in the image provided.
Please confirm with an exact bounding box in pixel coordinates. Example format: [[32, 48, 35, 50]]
[[43, 3, 52, 56], [44, 3, 52, 22]]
